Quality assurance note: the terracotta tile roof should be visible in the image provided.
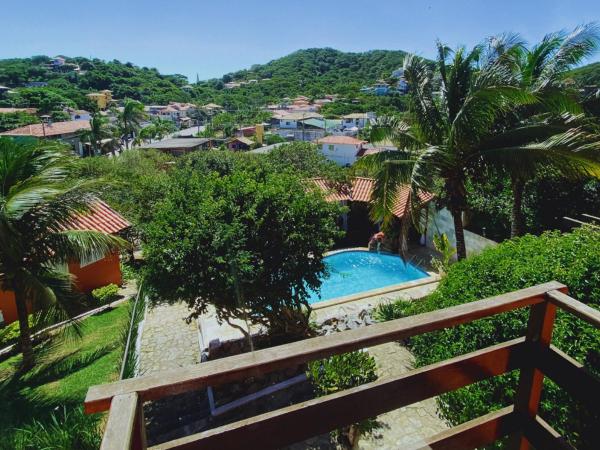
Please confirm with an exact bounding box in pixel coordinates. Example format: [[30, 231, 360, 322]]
[[317, 135, 366, 145], [0, 120, 90, 137], [66, 200, 130, 234], [310, 177, 434, 218]]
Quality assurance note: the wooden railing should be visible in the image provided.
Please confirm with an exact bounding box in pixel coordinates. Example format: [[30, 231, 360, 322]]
[[84, 281, 600, 450]]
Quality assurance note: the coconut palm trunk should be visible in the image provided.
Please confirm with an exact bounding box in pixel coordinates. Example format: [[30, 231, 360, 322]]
[[511, 176, 526, 237], [14, 283, 34, 370], [451, 208, 467, 260]]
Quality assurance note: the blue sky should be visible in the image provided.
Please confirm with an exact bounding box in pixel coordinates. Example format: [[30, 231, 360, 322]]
[[2, 0, 599, 81]]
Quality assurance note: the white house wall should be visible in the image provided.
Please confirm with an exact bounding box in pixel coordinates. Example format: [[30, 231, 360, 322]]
[[425, 205, 497, 257]]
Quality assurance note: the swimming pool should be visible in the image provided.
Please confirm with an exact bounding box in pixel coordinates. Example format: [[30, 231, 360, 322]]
[[307, 250, 429, 304]]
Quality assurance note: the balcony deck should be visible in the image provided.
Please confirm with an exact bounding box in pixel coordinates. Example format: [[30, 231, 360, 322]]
[[85, 281, 600, 449]]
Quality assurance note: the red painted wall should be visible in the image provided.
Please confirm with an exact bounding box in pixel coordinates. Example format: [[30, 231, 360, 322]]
[[0, 290, 18, 325], [68, 252, 122, 293], [0, 253, 122, 325]]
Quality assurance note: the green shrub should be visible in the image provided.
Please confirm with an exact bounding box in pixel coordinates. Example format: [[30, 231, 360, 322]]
[[376, 227, 600, 449], [91, 284, 120, 304], [308, 351, 378, 447], [10, 406, 101, 450], [0, 316, 35, 348], [120, 262, 138, 282]]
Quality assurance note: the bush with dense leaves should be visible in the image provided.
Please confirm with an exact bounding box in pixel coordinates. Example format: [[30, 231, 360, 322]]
[[374, 227, 600, 449], [91, 284, 120, 305], [308, 351, 378, 446]]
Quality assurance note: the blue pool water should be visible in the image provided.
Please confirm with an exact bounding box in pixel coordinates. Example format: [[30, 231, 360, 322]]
[[307, 250, 429, 304]]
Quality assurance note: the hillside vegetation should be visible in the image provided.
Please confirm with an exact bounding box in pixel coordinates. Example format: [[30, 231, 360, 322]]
[[566, 61, 600, 86], [0, 49, 411, 114]]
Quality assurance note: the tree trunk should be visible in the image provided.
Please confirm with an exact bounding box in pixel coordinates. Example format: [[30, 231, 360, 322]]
[[14, 285, 34, 371], [451, 209, 467, 260], [511, 176, 526, 238]]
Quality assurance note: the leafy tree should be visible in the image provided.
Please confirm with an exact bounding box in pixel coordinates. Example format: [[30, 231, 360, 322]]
[[70, 148, 172, 228], [138, 117, 176, 143], [143, 169, 343, 340], [0, 111, 39, 132], [265, 141, 347, 180], [0, 137, 125, 370]]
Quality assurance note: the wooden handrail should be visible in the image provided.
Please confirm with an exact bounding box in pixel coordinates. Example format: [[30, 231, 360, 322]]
[[546, 289, 600, 328], [150, 338, 526, 450], [87, 281, 600, 450], [410, 406, 518, 450], [85, 281, 566, 413]]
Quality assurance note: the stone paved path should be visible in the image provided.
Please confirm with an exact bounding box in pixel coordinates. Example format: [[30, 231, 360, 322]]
[[138, 302, 200, 375], [358, 342, 448, 449]]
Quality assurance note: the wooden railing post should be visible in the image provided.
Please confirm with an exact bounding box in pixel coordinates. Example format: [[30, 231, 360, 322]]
[[510, 295, 557, 450], [132, 399, 147, 450], [101, 392, 141, 450]]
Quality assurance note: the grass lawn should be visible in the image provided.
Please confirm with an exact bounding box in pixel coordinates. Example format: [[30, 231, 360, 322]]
[[0, 304, 129, 447]]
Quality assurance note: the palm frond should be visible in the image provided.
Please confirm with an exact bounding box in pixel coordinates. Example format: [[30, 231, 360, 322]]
[[48, 230, 128, 265]]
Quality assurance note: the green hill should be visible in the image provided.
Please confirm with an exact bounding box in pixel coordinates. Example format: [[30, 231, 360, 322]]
[[0, 49, 412, 114], [565, 61, 600, 86]]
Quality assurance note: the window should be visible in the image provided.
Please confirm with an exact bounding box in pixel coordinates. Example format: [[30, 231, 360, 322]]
[[328, 144, 334, 151]]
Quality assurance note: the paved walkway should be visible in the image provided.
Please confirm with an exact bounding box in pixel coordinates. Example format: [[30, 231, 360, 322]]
[[358, 342, 448, 449], [137, 302, 200, 375]]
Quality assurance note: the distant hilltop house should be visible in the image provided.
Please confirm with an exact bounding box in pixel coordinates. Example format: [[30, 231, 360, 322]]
[[139, 138, 216, 156], [317, 135, 367, 166], [341, 112, 376, 130], [0, 107, 38, 115], [202, 103, 224, 113], [87, 90, 113, 110], [271, 111, 323, 129], [0, 120, 91, 156], [64, 107, 92, 121], [25, 81, 49, 88], [360, 68, 409, 95], [224, 81, 243, 89], [227, 136, 254, 151], [0, 200, 130, 326], [146, 102, 198, 124], [46, 56, 80, 73]]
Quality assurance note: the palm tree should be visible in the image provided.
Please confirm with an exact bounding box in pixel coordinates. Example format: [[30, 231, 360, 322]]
[[484, 24, 600, 236], [0, 137, 126, 370], [117, 99, 147, 149], [361, 43, 534, 259], [79, 112, 114, 156]]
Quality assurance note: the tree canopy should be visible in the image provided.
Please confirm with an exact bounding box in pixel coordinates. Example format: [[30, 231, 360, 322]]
[[143, 167, 343, 339]]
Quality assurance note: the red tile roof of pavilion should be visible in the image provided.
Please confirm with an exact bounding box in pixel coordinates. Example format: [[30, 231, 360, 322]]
[[67, 200, 130, 234], [310, 177, 434, 218]]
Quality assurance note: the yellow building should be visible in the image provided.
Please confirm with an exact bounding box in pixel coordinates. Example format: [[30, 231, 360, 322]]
[[86, 90, 113, 110]]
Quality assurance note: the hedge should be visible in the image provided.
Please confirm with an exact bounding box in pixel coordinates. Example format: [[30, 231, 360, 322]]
[[375, 227, 600, 449]]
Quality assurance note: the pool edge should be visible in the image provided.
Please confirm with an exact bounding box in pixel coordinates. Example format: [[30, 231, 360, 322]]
[[311, 249, 441, 311]]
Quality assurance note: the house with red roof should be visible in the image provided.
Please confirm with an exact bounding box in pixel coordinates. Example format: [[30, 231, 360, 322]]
[[310, 177, 434, 246], [316, 135, 367, 166], [0, 120, 91, 156], [0, 200, 130, 326]]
